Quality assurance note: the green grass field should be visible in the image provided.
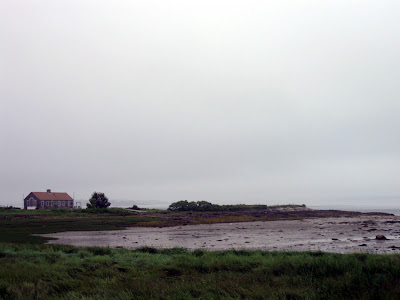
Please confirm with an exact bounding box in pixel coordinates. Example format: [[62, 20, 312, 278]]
[[1, 244, 399, 299]]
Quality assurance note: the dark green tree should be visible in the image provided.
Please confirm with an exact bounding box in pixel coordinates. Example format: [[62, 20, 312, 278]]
[[196, 200, 214, 211], [168, 200, 218, 212], [168, 200, 190, 211], [87, 192, 111, 209]]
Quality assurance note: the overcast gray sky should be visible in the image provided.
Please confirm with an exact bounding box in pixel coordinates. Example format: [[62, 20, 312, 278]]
[[1, 1, 399, 207]]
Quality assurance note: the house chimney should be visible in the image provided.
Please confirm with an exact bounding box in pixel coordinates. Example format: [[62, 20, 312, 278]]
[[47, 189, 51, 193]]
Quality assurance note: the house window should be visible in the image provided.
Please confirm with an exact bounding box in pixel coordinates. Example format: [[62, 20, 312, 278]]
[[51, 201, 54, 206], [62, 201, 65, 206], [41, 201, 44, 207], [46, 201, 49, 206], [28, 197, 35, 206]]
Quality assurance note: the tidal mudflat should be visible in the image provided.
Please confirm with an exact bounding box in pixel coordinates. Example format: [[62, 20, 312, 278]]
[[41, 215, 400, 254]]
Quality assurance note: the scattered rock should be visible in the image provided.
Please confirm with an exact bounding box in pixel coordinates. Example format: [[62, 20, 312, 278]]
[[384, 220, 400, 224], [376, 235, 387, 240], [359, 244, 367, 247], [331, 238, 339, 241]]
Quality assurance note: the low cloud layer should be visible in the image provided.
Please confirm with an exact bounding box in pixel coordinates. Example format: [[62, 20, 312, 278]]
[[1, 1, 399, 207]]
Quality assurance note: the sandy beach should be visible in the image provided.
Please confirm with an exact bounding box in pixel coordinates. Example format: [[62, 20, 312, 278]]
[[40, 214, 400, 254]]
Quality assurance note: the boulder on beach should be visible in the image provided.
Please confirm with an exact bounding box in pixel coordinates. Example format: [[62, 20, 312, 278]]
[[376, 235, 387, 240]]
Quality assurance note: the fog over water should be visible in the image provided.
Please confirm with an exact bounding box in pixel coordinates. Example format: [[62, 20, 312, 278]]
[[1, 1, 399, 207]]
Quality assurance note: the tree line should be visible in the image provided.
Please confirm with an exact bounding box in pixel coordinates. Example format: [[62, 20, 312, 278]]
[[167, 200, 269, 212]]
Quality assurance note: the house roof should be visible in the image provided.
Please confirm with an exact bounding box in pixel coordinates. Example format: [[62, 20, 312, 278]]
[[31, 192, 73, 201]]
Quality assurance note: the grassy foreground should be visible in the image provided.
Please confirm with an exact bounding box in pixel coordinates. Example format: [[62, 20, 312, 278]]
[[0, 244, 400, 299]]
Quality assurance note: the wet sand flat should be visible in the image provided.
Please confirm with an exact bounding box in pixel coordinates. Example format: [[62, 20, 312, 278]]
[[40, 215, 400, 254]]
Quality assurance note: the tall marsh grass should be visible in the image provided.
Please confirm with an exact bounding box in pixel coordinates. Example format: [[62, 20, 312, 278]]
[[0, 244, 399, 299]]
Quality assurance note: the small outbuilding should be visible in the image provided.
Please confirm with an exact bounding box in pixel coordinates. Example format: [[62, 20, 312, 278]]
[[24, 189, 74, 210]]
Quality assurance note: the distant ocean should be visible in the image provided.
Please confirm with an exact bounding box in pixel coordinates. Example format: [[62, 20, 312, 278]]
[[309, 205, 400, 216]]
